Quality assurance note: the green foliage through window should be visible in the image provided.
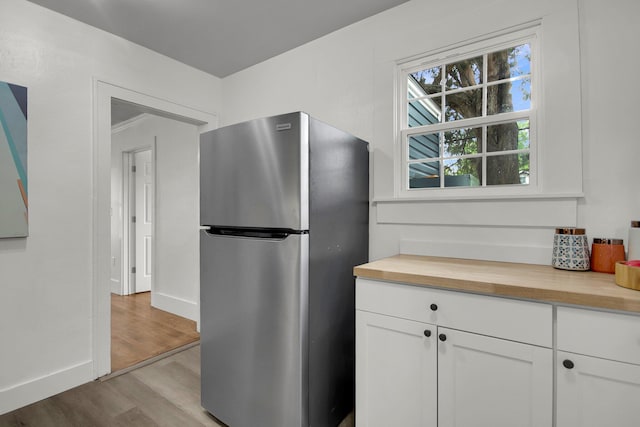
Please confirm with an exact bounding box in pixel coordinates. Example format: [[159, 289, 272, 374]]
[[403, 40, 534, 190]]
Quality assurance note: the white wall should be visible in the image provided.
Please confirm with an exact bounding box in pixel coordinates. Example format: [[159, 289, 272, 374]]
[[221, 0, 640, 263], [0, 0, 220, 415], [149, 115, 200, 321], [577, 0, 640, 242]]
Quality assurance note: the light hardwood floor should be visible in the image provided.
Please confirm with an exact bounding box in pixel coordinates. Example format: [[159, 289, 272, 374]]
[[0, 346, 221, 427], [111, 291, 200, 372], [0, 345, 355, 427]]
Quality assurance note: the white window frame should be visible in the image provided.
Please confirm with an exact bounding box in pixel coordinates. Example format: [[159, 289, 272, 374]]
[[395, 24, 542, 199]]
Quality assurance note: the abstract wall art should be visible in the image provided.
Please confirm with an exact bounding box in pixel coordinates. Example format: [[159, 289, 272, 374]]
[[0, 81, 28, 238]]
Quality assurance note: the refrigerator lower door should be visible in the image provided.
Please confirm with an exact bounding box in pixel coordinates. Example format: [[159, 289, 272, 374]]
[[200, 230, 309, 427]]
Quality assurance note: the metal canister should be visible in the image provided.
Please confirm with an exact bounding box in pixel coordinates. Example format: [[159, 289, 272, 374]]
[[591, 238, 625, 274], [552, 228, 590, 271]]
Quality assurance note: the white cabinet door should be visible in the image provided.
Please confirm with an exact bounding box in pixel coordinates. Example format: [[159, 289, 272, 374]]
[[557, 351, 640, 427], [438, 328, 552, 427], [356, 310, 437, 427]]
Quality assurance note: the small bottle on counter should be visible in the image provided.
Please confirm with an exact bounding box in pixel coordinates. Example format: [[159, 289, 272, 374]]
[[591, 238, 626, 274], [628, 221, 640, 261]]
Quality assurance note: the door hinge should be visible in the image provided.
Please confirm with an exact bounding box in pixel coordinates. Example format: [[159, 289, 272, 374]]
[[131, 266, 136, 274], [132, 216, 136, 223], [131, 165, 137, 173]]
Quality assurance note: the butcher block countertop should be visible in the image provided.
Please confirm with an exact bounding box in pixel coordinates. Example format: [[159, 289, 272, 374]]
[[354, 254, 640, 314]]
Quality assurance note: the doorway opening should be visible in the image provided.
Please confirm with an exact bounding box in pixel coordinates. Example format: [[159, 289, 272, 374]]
[[95, 81, 217, 378], [110, 107, 201, 373], [110, 109, 199, 372]]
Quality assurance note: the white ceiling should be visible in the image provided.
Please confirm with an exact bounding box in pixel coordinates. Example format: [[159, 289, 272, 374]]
[[26, 0, 410, 78]]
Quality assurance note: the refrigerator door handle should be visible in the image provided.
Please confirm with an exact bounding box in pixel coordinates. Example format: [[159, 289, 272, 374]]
[[205, 226, 306, 240]]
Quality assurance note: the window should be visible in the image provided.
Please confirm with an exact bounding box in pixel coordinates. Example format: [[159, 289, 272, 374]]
[[396, 27, 539, 195]]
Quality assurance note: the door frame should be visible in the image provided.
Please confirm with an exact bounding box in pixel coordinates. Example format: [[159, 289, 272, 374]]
[[93, 79, 217, 378]]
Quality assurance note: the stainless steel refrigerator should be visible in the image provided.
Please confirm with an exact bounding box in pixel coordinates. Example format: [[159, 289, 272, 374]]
[[200, 112, 369, 427]]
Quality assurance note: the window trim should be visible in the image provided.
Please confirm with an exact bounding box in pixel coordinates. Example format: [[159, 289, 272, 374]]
[[394, 23, 542, 199]]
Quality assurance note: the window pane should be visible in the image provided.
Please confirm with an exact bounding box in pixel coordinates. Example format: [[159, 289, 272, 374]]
[[444, 158, 481, 187], [486, 120, 531, 152], [408, 98, 442, 127], [409, 67, 442, 96], [487, 78, 531, 115], [446, 56, 482, 89], [445, 89, 482, 121], [486, 153, 529, 185], [443, 127, 482, 157], [487, 44, 530, 82], [409, 161, 440, 188], [409, 133, 439, 160]]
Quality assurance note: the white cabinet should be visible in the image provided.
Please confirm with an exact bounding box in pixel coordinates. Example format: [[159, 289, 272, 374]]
[[557, 306, 640, 427], [355, 278, 553, 427], [438, 328, 552, 427], [356, 310, 436, 427], [556, 351, 640, 427]]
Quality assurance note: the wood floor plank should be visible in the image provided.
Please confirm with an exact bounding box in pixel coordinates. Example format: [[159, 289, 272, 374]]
[[131, 361, 216, 426], [48, 384, 122, 427], [0, 398, 70, 427], [105, 374, 211, 427], [114, 407, 158, 427], [111, 292, 200, 372]]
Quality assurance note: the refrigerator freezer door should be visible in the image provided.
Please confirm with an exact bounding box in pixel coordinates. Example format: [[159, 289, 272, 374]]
[[200, 112, 309, 230], [200, 230, 309, 427]]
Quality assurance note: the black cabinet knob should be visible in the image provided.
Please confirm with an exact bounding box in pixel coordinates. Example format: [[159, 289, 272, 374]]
[[424, 330, 431, 337], [439, 333, 447, 342], [562, 359, 574, 369], [430, 304, 438, 311]]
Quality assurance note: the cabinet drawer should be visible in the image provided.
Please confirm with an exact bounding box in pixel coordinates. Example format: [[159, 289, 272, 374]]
[[557, 306, 640, 365], [356, 278, 552, 347]]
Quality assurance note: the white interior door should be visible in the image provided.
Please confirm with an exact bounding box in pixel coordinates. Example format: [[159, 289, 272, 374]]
[[134, 149, 153, 293]]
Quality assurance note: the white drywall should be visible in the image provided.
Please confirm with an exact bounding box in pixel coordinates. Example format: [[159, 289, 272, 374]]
[[0, 0, 220, 414], [221, 0, 640, 263], [149, 115, 200, 321]]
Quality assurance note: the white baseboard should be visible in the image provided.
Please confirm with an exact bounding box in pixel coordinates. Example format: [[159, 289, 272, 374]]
[[110, 278, 122, 295], [151, 292, 198, 323], [0, 360, 93, 415]]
